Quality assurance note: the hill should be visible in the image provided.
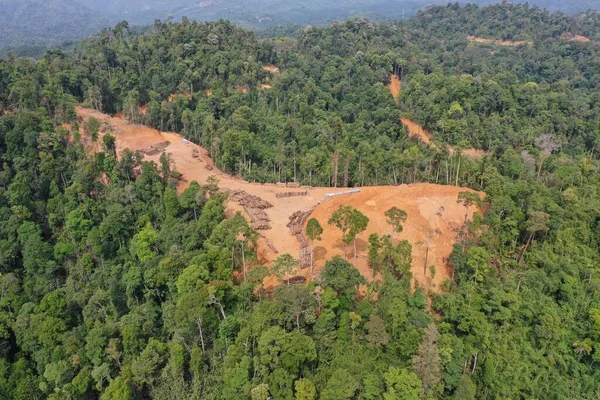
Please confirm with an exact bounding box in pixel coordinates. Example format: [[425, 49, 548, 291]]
[[2, 0, 600, 56], [0, 0, 108, 49], [3, 3, 600, 399]]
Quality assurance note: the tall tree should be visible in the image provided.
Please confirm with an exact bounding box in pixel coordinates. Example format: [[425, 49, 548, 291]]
[[306, 218, 323, 271], [328, 205, 369, 266]]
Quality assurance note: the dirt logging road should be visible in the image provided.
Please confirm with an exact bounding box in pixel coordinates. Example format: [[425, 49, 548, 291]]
[[76, 107, 483, 293]]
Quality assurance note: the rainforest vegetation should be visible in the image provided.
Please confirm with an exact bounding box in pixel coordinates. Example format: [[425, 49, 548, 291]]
[[2, 3, 600, 399]]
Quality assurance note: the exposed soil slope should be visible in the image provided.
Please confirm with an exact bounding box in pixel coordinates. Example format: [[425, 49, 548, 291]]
[[389, 76, 488, 159], [562, 32, 591, 43], [388, 74, 401, 99], [308, 185, 482, 292], [262, 65, 280, 73], [467, 35, 532, 46], [75, 107, 482, 292]]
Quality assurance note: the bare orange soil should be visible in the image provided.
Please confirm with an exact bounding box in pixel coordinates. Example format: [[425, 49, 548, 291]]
[[388, 75, 401, 99], [467, 35, 532, 46], [562, 32, 591, 43], [75, 107, 482, 292], [309, 185, 482, 292], [262, 65, 280, 73]]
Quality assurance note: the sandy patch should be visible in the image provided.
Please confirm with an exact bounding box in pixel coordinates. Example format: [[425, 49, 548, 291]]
[[262, 65, 280, 73], [467, 35, 532, 46]]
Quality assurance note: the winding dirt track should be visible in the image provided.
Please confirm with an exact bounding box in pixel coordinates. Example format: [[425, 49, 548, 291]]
[[76, 107, 482, 292], [389, 76, 488, 159]]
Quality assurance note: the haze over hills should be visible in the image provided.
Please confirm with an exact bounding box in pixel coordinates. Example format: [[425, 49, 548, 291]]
[[2, 0, 600, 57]]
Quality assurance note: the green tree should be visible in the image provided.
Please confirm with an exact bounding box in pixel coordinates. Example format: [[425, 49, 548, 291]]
[[272, 254, 298, 285], [295, 378, 316, 400], [86, 117, 100, 143], [306, 218, 323, 271], [383, 367, 423, 400], [321, 256, 366, 298], [328, 205, 369, 266], [385, 206, 408, 238]]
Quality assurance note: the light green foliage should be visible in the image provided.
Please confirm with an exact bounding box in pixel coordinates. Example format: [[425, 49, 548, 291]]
[[251, 383, 270, 400], [100, 377, 133, 400], [383, 367, 423, 400], [272, 253, 298, 283], [130, 222, 159, 263], [295, 378, 316, 400], [321, 369, 358, 400], [328, 205, 369, 245], [86, 117, 100, 142]]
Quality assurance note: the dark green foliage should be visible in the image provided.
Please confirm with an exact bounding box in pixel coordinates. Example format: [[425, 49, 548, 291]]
[[1, 3, 600, 399]]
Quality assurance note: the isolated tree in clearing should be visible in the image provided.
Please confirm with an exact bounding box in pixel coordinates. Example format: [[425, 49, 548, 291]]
[[385, 206, 407, 238], [328, 205, 369, 267], [306, 218, 323, 271], [457, 191, 481, 223]]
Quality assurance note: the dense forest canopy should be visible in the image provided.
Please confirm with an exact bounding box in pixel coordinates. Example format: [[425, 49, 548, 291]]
[[2, 3, 600, 399], [2, 0, 600, 57]]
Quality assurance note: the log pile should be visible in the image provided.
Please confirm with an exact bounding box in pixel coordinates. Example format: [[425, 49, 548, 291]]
[[284, 276, 307, 285], [287, 208, 315, 235], [140, 141, 170, 156], [229, 190, 273, 209], [229, 190, 273, 230], [276, 191, 308, 199], [299, 247, 312, 269], [287, 208, 316, 268], [259, 234, 279, 254]]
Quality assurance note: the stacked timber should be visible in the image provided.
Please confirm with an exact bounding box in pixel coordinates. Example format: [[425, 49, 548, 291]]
[[140, 141, 170, 155], [287, 208, 315, 235], [228, 190, 273, 230], [284, 276, 307, 285], [276, 191, 308, 199]]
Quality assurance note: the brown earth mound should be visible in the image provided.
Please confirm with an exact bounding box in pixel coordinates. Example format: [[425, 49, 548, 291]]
[[308, 186, 482, 291], [388, 75, 401, 100], [562, 32, 591, 43], [262, 65, 280, 73], [467, 35, 532, 46], [75, 107, 483, 293]]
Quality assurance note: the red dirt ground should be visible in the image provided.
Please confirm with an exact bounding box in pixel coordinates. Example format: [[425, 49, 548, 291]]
[[308, 185, 482, 292], [75, 107, 483, 293], [388, 75, 401, 99], [562, 32, 591, 43], [467, 35, 532, 46], [262, 65, 280, 73]]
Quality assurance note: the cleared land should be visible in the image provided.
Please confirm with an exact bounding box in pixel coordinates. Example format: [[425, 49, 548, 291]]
[[262, 65, 280, 73], [76, 107, 482, 292], [562, 32, 591, 43], [467, 35, 532, 46]]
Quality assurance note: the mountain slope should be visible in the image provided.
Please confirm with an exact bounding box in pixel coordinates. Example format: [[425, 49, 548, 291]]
[[0, 0, 109, 47]]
